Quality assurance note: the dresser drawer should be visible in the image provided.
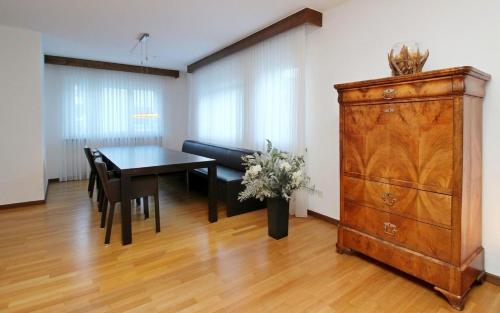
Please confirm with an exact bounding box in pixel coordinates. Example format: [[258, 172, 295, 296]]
[[340, 227, 452, 291], [343, 202, 452, 262], [344, 176, 452, 228], [343, 100, 454, 194], [340, 77, 453, 103]]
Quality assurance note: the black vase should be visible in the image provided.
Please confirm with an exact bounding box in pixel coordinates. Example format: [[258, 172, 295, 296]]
[[267, 197, 289, 239]]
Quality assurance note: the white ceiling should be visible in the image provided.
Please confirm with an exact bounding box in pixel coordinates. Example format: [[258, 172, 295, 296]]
[[0, 0, 343, 71]]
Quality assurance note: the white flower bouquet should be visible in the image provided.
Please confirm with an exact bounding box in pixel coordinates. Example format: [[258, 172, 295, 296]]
[[238, 140, 313, 202]]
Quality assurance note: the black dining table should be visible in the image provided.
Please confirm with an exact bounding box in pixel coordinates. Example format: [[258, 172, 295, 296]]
[[98, 145, 217, 245]]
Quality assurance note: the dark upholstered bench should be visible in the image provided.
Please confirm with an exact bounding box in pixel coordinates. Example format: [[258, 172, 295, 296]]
[[182, 140, 266, 217]]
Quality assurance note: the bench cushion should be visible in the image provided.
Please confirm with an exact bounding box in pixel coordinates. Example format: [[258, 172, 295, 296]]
[[193, 166, 243, 183]]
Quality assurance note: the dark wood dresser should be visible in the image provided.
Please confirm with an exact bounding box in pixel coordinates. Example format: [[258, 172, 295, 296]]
[[334, 67, 490, 310]]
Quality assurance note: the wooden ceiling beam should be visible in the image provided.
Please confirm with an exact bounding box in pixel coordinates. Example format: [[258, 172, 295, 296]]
[[44, 55, 180, 78], [187, 7, 322, 73]]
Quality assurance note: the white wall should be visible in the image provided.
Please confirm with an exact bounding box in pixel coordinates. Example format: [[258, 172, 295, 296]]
[[162, 72, 189, 151], [305, 0, 500, 275], [43, 67, 61, 181], [0, 25, 45, 205]]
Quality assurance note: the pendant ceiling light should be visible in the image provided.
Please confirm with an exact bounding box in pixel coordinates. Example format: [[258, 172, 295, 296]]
[[130, 33, 150, 66]]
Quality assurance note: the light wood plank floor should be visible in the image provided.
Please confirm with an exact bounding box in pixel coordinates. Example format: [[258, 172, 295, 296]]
[[0, 176, 499, 313]]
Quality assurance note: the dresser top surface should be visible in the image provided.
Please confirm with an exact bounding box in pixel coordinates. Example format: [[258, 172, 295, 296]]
[[334, 66, 490, 91]]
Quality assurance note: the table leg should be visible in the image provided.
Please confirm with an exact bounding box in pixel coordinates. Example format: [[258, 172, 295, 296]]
[[121, 174, 132, 245], [208, 164, 218, 222]]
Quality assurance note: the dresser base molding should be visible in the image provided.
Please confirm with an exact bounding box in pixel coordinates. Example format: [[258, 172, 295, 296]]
[[338, 226, 484, 310], [335, 244, 353, 255], [434, 287, 467, 311], [434, 272, 486, 311]]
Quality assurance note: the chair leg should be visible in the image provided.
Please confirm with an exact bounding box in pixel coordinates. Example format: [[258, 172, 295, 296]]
[[136, 198, 141, 207], [97, 181, 103, 207], [87, 172, 92, 193], [88, 172, 96, 198], [154, 195, 160, 233], [98, 191, 105, 213], [100, 198, 108, 228], [105, 203, 115, 245], [143, 197, 149, 219]]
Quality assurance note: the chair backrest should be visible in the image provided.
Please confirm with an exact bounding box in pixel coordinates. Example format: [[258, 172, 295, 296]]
[[182, 140, 256, 172], [84, 147, 98, 172], [94, 160, 112, 197]]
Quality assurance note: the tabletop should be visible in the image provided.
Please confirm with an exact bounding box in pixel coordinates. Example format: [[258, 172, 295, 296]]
[[98, 146, 215, 172]]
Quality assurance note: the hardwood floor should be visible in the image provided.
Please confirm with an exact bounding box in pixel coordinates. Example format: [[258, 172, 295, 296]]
[[0, 176, 499, 313]]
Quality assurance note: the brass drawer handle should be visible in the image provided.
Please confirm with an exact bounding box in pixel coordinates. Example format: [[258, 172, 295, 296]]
[[383, 222, 398, 236], [381, 192, 397, 206], [383, 88, 396, 100]]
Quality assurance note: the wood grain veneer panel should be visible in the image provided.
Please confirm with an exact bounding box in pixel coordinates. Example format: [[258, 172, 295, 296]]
[[343, 100, 454, 193], [344, 202, 452, 261], [460, 96, 483, 262], [341, 77, 453, 103], [335, 66, 490, 91], [341, 226, 452, 289], [344, 176, 452, 227]]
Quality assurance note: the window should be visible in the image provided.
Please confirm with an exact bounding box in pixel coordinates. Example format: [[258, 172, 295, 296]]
[[252, 67, 297, 150], [62, 73, 164, 141], [46, 64, 171, 181], [189, 26, 305, 153], [196, 87, 242, 146]]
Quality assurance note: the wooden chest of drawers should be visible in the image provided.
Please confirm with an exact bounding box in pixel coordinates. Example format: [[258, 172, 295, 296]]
[[335, 67, 490, 310]]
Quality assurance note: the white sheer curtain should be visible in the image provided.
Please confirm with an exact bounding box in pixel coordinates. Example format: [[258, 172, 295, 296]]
[[188, 26, 305, 154], [189, 56, 244, 147], [46, 65, 167, 181], [188, 26, 307, 216]]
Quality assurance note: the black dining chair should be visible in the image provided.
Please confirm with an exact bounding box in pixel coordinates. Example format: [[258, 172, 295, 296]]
[[83, 147, 100, 198], [94, 160, 160, 244], [84, 147, 111, 215]]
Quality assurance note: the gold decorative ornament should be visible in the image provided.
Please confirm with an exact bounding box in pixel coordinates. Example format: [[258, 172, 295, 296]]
[[388, 42, 429, 76]]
